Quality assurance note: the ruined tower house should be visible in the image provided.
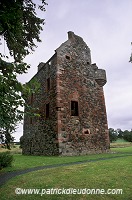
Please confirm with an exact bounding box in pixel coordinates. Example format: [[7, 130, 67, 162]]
[[22, 31, 110, 156]]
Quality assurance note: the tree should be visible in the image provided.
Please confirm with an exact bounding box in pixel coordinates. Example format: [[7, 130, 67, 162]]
[[123, 130, 132, 142], [0, 0, 47, 62], [0, 0, 47, 148], [117, 128, 124, 139], [109, 128, 118, 143]]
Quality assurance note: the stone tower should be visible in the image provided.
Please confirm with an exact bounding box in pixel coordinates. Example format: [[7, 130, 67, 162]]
[[22, 31, 110, 156]]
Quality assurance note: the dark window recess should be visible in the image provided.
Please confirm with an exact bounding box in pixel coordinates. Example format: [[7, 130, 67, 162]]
[[46, 103, 50, 118], [47, 78, 50, 91], [65, 55, 70, 60], [84, 130, 89, 134], [71, 101, 79, 116]]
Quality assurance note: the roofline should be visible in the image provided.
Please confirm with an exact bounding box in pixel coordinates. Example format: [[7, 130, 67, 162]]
[[27, 52, 57, 83]]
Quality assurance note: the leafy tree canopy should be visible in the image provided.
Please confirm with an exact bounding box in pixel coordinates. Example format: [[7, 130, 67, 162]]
[[0, 0, 47, 148], [123, 130, 132, 142], [109, 128, 118, 143], [109, 128, 132, 143], [0, 0, 47, 62]]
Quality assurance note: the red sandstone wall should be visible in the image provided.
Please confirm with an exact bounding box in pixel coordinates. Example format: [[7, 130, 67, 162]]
[[23, 32, 110, 156]]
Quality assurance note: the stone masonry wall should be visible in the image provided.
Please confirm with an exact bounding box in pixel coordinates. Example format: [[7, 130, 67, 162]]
[[23, 55, 59, 155], [56, 32, 109, 155], [23, 31, 110, 156]]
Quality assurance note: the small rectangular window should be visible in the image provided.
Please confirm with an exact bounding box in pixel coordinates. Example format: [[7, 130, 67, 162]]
[[46, 103, 50, 118], [47, 78, 50, 91], [71, 101, 79, 116]]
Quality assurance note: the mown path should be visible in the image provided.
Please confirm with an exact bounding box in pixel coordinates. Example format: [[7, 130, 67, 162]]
[[0, 154, 132, 187]]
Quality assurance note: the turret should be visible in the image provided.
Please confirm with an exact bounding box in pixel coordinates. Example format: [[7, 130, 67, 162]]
[[95, 69, 107, 87], [92, 63, 107, 87]]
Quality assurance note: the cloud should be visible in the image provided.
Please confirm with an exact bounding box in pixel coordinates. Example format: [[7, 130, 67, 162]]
[[5, 0, 132, 140]]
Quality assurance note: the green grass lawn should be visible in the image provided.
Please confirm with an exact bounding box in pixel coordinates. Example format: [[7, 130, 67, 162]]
[[0, 146, 132, 173], [110, 139, 132, 148], [111, 146, 132, 153], [0, 139, 131, 174], [0, 155, 132, 200], [0, 146, 132, 200], [112, 138, 128, 143]]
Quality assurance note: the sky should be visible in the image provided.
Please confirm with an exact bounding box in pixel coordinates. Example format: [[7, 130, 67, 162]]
[[1, 0, 132, 141]]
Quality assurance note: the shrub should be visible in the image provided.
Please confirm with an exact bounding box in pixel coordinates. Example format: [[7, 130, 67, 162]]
[[0, 151, 14, 170]]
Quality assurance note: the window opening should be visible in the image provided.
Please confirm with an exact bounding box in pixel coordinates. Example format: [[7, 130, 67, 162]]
[[65, 55, 70, 60], [84, 130, 89, 134], [71, 101, 79, 116]]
